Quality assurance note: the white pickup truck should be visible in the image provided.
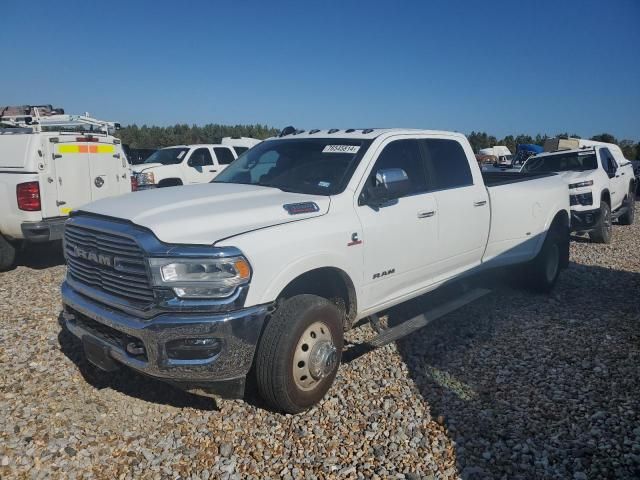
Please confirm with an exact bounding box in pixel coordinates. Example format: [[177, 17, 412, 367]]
[[61, 128, 570, 413], [521, 141, 635, 242], [0, 110, 131, 270], [132, 138, 260, 189]]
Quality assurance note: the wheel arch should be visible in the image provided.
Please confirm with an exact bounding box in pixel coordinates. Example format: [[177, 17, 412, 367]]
[[276, 266, 358, 330], [600, 189, 611, 206], [534, 209, 570, 267]]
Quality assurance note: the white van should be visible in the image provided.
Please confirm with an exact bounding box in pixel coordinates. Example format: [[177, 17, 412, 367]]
[[0, 107, 131, 270], [479, 146, 513, 165]]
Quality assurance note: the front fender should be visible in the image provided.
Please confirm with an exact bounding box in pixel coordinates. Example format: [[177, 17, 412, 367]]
[[256, 253, 359, 306]]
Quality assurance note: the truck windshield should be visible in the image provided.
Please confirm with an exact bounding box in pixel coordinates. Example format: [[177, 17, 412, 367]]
[[522, 152, 598, 173], [213, 138, 372, 195], [144, 147, 190, 165]]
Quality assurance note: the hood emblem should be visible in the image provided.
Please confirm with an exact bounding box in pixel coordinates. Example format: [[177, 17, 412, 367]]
[[94, 177, 104, 188], [283, 202, 320, 215]]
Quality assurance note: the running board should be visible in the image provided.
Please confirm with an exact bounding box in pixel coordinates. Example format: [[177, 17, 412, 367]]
[[366, 288, 491, 348]]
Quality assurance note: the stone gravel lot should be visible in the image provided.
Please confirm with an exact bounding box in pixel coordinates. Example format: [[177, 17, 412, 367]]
[[1, 202, 639, 479]]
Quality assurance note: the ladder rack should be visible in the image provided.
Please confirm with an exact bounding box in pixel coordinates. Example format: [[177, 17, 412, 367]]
[[0, 107, 119, 134]]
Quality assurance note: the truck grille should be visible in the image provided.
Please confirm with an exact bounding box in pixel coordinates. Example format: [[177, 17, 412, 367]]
[[64, 224, 154, 305]]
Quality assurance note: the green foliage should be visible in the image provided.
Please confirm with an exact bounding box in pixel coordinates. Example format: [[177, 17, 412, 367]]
[[590, 133, 617, 144], [116, 123, 640, 160], [116, 123, 280, 148]]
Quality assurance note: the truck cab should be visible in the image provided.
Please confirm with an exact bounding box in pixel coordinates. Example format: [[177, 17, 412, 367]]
[[522, 140, 636, 242], [0, 107, 131, 270]]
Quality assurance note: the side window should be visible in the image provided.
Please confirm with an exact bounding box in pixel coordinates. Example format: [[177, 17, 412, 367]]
[[421, 139, 473, 190], [599, 148, 618, 171], [367, 140, 427, 196], [233, 146, 249, 156], [190, 148, 214, 166], [214, 147, 236, 165]]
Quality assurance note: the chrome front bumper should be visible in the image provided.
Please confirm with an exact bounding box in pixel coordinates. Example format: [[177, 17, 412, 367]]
[[61, 281, 270, 398]]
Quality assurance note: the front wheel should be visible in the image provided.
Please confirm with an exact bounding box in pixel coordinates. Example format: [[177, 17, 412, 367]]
[[0, 234, 16, 271], [589, 202, 612, 243], [255, 294, 343, 414]]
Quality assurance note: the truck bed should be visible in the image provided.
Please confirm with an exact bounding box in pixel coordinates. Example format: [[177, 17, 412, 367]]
[[481, 171, 556, 187]]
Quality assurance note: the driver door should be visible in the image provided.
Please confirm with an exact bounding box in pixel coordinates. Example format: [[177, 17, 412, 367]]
[[185, 147, 216, 184], [355, 138, 438, 312]]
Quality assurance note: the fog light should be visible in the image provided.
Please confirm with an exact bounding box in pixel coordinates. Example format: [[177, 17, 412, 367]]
[[166, 338, 222, 360], [126, 341, 145, 356]]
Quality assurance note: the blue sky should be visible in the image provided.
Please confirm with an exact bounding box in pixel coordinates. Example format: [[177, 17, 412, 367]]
[[2, 0, 639, 140]]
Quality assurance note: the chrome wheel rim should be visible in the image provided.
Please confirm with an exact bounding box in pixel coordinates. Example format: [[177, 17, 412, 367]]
[[293, 321, 337, 391], [545, 243, 560, 283]]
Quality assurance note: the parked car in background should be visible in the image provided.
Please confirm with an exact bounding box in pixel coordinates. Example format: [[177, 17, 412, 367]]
[[132, 144, 239, 189], [61, 127, 570, 413], [123, 145, 157, 165], [0, 106, 131, 270], [632, 159, 640, 197], [522, 140, 635, 243]]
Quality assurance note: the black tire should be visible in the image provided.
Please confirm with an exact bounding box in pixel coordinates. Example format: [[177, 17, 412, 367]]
[[0, 234, 17, 271], [618, 185, 635, 225], [255, 294, 343, 414], [589, 201, 612, 244], [525, 221, 567, 293]]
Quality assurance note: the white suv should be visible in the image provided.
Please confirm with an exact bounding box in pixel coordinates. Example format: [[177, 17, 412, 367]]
[[133, 144, 239, 189], [522, 142, 635, 242]]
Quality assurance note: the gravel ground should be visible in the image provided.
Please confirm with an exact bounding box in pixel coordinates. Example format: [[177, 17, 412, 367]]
[[1, 203, 639, 479]]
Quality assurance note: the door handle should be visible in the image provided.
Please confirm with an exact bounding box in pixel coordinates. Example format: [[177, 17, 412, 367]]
[[474, 200, 487, 207], [417, 210, 435, 218], [209, 169, 217, 173]]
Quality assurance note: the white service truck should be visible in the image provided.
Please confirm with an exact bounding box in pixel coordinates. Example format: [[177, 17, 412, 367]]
[[61, 128, 570, 413], [0, 108, 131, 270], [132, 139, 259, 189], [522, 140, 635, 243]]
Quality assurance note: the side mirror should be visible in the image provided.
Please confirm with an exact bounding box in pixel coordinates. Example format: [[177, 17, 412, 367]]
[[365, 168, 411, 206]]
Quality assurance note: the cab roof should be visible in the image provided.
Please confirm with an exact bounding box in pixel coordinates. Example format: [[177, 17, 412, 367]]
[[266, 127, 465, 141]]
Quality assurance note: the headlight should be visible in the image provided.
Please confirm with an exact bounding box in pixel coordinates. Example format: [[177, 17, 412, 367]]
[[149, 256, 251, 298], [569, 180, 594, 189], [136, 172, 155, 185], [570, 192, 593, 206]]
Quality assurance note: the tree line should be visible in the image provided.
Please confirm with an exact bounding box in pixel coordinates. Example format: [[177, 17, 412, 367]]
[[468, 131, 640, 160], [116, 123, 640, 160], [116, 124, 279, 148]]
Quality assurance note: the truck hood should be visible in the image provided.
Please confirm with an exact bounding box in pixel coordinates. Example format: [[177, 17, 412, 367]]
[[132, 163, 165, 173], [78, 183, 330, 245]]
